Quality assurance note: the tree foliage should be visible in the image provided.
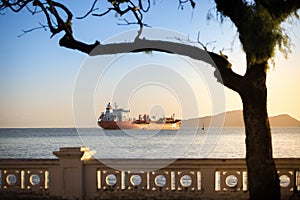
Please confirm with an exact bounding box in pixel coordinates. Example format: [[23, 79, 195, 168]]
[[215, 0, 299, 66]]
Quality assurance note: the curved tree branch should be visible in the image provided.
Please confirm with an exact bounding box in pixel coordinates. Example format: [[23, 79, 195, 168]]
[[46, 0, 73, 36], [82, 38, 243, 92], [59, 34, 100, 54], [1, 0, 245, 93]]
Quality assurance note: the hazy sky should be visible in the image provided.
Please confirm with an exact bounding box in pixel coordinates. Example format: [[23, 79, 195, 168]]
[[0, 1, 299, 127]]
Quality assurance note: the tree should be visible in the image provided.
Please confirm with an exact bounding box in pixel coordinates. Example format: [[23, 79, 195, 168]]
[[1, 0, 299, 199]]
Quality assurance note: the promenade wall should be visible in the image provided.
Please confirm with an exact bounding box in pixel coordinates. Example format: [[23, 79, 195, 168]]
[[0, 147, 299, 199]]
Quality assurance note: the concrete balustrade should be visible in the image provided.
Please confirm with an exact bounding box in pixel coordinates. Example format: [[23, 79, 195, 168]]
[[0, 147, 299, 199]]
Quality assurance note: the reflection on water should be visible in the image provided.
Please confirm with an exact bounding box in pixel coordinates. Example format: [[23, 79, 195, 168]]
[[0, 127, 299, 159]]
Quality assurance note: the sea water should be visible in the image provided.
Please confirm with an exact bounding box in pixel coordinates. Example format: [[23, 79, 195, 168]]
[[0, 127, 299, 159]]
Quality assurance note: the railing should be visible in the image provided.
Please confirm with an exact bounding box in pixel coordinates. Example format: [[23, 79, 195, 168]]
[[0, 147, 299, 200]]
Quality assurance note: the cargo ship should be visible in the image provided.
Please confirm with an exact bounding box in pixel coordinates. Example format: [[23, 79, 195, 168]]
[[97, 103, 181, 130]]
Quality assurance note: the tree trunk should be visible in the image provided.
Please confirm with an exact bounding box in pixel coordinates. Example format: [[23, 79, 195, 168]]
[[239, 62, 280, 200]]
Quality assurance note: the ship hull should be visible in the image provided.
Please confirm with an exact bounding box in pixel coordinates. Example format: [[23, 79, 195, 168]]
[[98, 121, 139, 130], [135, 121, 181, 130], [98, 120, 181, 130]]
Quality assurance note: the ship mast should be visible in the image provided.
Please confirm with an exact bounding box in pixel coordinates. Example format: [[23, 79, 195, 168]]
[[113, 102, 118, 109]]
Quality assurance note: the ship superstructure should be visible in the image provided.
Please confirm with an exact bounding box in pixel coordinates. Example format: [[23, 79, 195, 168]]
[[98, 103, 137, 129], [101, 102, 130, 121]]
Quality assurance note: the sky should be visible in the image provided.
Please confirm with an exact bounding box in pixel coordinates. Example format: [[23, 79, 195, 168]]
[[0, 1, 299, 128]]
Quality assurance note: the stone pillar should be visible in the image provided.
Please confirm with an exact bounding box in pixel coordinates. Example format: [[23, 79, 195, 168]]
[[201, 168, 216, 196], [53, 147, 89, 200]]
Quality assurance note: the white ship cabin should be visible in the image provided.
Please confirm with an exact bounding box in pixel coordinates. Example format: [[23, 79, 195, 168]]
[[100, 102, 130, 121]]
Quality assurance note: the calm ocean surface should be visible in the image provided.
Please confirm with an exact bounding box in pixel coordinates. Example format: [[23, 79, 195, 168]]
[[0, 128, 299, 159]]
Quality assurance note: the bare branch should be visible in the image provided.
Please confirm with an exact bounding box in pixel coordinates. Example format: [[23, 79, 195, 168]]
[[117, 18, 150, 28], [92, 7, 115, 17], [138, 0, 150, 12], [49, 1, 72, 22], [77, 0, 98, 19], [167, 32, 216, 52], [45, 0, 73, 37], [196, 31, 207, 50], [220, 47, 233, 54], [178, 0, 196, 10], [25, 5, 42, 15], [33, 0, 59, 37], [92, 1, 148, 29], [130, 6, 144, 29], [0, 0, 32, 12], [17, 22, 49, 37]]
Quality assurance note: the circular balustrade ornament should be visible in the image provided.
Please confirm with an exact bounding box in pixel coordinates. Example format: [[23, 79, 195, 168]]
[[130, 174, 142, 186], [30, 174, 41, 185], [6, 174, 17, 185], [106, 174, 117, 186], [225, 175, 238, 188], [279, 175, 290, 188], [155, 175, 166, 187], [180, 175, 192, 187]]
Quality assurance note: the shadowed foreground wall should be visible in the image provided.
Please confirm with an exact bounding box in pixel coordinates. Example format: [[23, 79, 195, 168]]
[[0, 147, 299, 200]]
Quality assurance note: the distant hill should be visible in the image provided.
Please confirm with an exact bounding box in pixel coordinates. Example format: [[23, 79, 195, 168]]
[[182, 110, 300, 127], [269, 114, 300, 127]]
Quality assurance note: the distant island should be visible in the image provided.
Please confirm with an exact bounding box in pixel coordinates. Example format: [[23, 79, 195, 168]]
[[183, 110, 300, 127]]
